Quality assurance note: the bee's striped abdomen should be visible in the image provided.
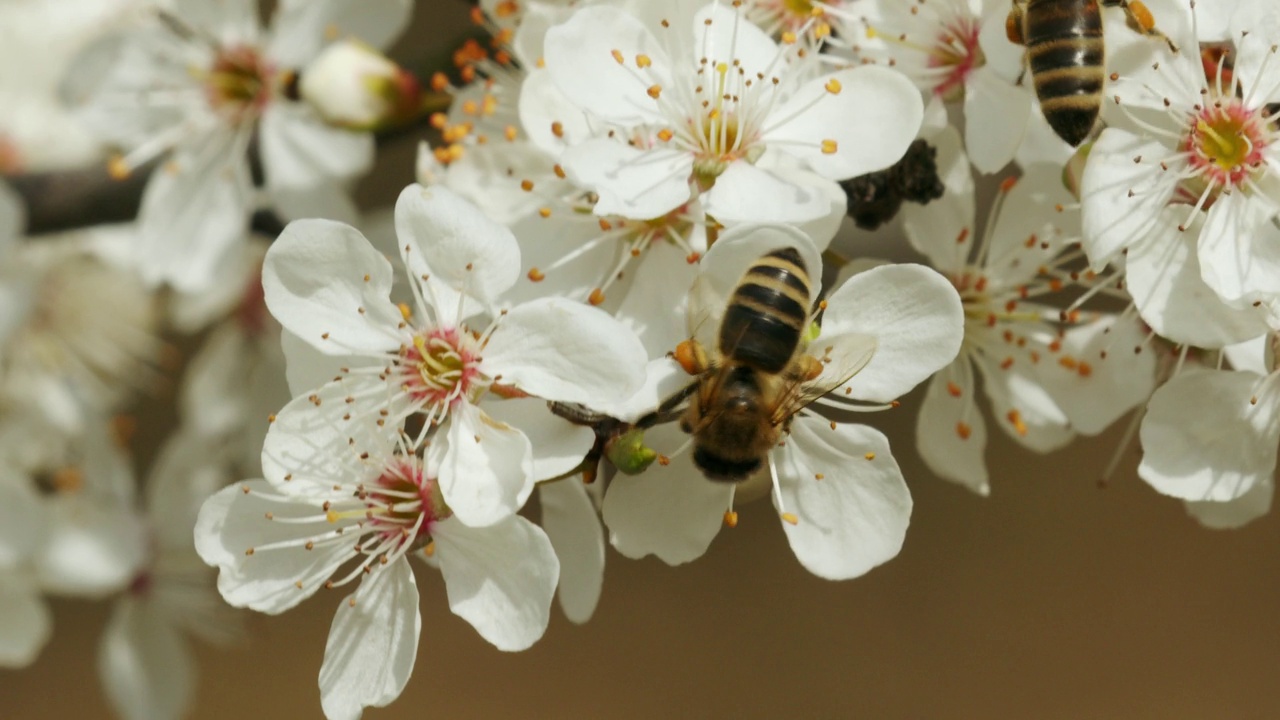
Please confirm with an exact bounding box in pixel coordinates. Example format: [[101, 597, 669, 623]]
[[719, 247, 811, 374], [1025, 0, 1104, 146]]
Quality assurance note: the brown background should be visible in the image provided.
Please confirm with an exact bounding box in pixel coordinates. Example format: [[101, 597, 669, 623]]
[[4, 2, 1279, 718]]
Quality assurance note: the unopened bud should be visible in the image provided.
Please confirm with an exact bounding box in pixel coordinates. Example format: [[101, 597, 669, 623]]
[[300, 40, 423, 131], [605, 427, 658, 475]]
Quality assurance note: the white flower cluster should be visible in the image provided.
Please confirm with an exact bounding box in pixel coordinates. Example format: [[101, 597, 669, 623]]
[[1, 0, 1278, 717]]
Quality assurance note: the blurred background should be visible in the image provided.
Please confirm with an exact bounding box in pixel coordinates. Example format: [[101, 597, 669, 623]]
[[2, 0, 1278, 718]]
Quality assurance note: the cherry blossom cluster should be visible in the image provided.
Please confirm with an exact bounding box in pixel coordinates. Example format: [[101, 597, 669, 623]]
[[0, 0, 1277, 718]]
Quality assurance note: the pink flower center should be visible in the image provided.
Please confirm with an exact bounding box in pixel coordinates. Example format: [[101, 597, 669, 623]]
[[399, 327, 484, 407], [1183, 99, 1269, 189], [205, 45, 274, 122], [360, 458, 447, 545], [929, 17, 983, 99]]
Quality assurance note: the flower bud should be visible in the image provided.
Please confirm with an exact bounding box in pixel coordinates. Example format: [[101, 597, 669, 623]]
[[605, 427, 658, 475], [299, 40, 422, 131]]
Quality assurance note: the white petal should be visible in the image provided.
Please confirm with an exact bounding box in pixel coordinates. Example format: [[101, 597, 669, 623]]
[[260, 104, 373, 190], [1139, 369, 1280, 502], [440, 402, 534, 527], [984, 163, 1079, 286], [433, 514, 558, 651], [484, 297, 647, 404], [587, 357, 692, 424], [1197, 191, 1280, 306], [692, 3, 780, 80], [539, 480, 605, 624], [601, 424, 729, 564], [901, 127, 973, 274], [543, 5, 670, 125], [318, 557, 420, 720], [1228, 9, 1280, 104], [263, 219, 404, 356], [0, 574, 50, 668], [99, 597, 194, 720], [977, 356, 1075, 452], [1079, 128, 1180, 269], [615, 239, 700, 358], [37, 497, 147, 598], [394, 183, 521, 306], [766, 66, 923, 179], [916, 366, 990, 495], [1036, 315, 1157, 435], [1184, 477, 1274, 530], [1126, 212, 1272, 348], [775, 417, 912, 580], [963, 66, 1032, 173], [704, 160, 832, 224], [482, 397, 595, 481], [194, 481, 351, 613], [278, 326, 364, 397], [1224, 334, 1271, 375], [134, 139, 252, 292], [752, 154, 847, 249], [270, 0, 411, 65], [518, 68, 592, 156], [561, 140, 694, 220], [0, 479, 47, 566], [823, 264, 964, 403], [145, 430, 234, 553]]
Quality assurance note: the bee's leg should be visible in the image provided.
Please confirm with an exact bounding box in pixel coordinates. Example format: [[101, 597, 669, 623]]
[[1003, 4, 1029, 86], [1105, 0, 1179, 53], [635, 382, 699, 430], [548, 401, 614, 426]]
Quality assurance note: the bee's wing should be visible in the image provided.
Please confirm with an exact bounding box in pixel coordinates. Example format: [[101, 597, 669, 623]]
[[792, 332, 879, 410], [685, 273, 724, 350]]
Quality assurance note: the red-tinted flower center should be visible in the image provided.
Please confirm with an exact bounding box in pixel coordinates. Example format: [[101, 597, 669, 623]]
[[206, 45, 274, 122], [399, 327, 484, 407], [1183, 100, 1269, 188]]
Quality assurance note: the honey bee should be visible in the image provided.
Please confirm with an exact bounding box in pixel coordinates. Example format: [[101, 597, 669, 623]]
[[655, 244, 876, 483], [1006, 0, 1175, 147]]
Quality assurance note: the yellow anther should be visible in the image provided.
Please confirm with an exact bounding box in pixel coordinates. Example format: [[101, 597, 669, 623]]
[[1007, 410, 1028, 436], [864, 452, 876, 461], [504, 125, 518, 141], [326, 510, 340, 523], [589, 288, 606, 305], [716, 62, 728, 75], [527, 268, 546, 282], [781, 31, 797, 44], [780, 512, 799, 525], [657, 128, 674, 142], [107, 155, 131, 180], [636, 54, 652, 68], [815, 22, 831, 38], [724, 511, 739, 528], [553, 164, 566, 178], [956, 421, 972, 440], [520, 179, 534, 192], [821, 139, 838, 154], [825, 78, 842, 94], [399, 303, 413, 321], [551, 121, 564, 138], [611, 49, 624, 64], [647, 84, 662, 99], [538, 207, 552, 218], [424, 541, 435, 557]]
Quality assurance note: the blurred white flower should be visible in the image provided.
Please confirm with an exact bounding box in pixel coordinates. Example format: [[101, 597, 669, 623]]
[[61, 0, 413, 290], [195, 426, 559, 720], [602, 224, 964, 580], [300, 40, 423, 131], [261, 184, 647, 527], [99, 429, 242, 720], [541, 2, 923, 223]]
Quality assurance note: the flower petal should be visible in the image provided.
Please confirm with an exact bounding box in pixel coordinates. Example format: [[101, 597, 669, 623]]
[[822, 263, 964, 403], [587, 357, 692, 424], [36, 497, 147, 598], [704, 160, 833, 224], [539, 480, 605, 624], [1126, 212, 1272, 348], [0, 573, 50, 668], [543, 5, 671, 125], [260, 104, 373, 190], [601, 424, 729, 565], [1197, 190, 1280, 306], [269, 0, 412, 65], [963, 66, 1032, 174], [774, 417, 911, 580], [134, 137, 252, 292], [1079, 128, 1180, 270], [394, 183, 521, 305], [194, 481, 352, 613], [440, 402, 534, 527], [1184, 477, 1274, 530], [433, 514, 558, 651], [484, 297, 647, 404], [976, 356, 1074, 452], [916, 365, 990, 495], [561, 139, 694, 220], [518, 68, 592, 156], [1036, 315, 1157, 435], [901, 127, 973, 274], [481, 397, 595, 481], [263, 219, 404, 356], [318, 557, 420, 720], [1138, 369, 1280, 502], [0, 478, 47, 566], [615, 239, 700, 358], [98, 597, 194, 720], [766, 65, 923, 179]]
